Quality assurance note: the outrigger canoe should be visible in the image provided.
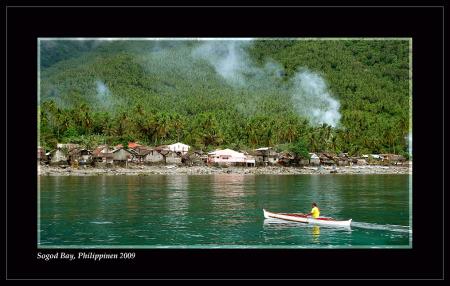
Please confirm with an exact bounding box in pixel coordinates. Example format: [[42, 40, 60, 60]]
[[263, 209, 352, 227]]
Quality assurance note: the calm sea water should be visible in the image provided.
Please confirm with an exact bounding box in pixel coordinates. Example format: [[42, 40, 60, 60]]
[[38, 174, 411, 248]]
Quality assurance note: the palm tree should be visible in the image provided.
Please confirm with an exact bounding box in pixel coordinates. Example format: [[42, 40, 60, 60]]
[[171, 113, 184, 142], [152, 112, 172, 145]]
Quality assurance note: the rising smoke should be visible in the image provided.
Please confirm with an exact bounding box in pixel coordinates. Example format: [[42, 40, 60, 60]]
[[191, 39, 342, 127], [95, 80, 113, 109], [191, 40, 255, 87], [291, 70, 341, 127], [42, 39, 342, 127]]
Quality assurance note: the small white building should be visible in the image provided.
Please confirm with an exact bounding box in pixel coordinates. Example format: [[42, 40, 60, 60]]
[[168, 142, 190, 155], [309, 153, 320, 166], [50, 143, 80, 164]]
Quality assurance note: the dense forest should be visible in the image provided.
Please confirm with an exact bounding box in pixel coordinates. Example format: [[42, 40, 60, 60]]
[[38, 39, 411, 158]]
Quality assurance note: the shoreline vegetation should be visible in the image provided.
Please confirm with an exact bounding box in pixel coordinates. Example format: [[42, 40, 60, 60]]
[[38, 164, 412, 176], [39, 40, 411, 160]]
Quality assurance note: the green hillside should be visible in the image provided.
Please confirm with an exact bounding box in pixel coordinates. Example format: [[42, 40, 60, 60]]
[[38, 39, 411, 157]]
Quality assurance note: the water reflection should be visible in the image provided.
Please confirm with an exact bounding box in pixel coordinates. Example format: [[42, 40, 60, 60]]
[[212, 174, 246, 198], [312, 225, 320, 243], [164, 176, 190, 238], [308, 175, 343, 218], [166, 175, 189, 215], [39, 175, 409, 247], [210, 174, 252, 243], [211, 174, 247, 215]]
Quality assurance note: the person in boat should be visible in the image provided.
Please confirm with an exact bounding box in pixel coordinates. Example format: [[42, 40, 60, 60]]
[[307, 202, 320, 219]]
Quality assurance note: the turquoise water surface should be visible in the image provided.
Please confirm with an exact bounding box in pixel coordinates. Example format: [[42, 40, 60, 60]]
[[38, 174, 411, 248]]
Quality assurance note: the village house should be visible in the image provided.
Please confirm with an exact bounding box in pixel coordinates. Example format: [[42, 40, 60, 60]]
[[92, 145, 114, 165], [144, 149, 165, 164], [128, 146, 150, 163], [154, 146, 178, 165], [132, 145, 181, 165], [254, 147, 279, 166], [112, 147, 134, 166], [319, 153, 336, 166], [49, 143, 80, 165], [162, 150, 182, 165], [68, 148, 92, 166], [38, 147, 46, 162], [207, 149, 247, 166], [381, 154, 406, 165], [127, 148, 140, 162], [181, 151, 206, 166], [125, 145, 166, 165], [245, 154, 256, 167], [309, 153, 320, 166], [297, 153, 319, 166], [277, 151, 295, 166], [334, 153, 350, 166], [168, 142, 190, 155]]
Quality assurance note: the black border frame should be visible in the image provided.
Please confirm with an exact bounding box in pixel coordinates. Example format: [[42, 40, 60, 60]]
[[5, 3, 445, 280]]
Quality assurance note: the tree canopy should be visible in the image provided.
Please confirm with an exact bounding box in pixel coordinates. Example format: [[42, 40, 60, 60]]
[[38, 39, 411, 158]]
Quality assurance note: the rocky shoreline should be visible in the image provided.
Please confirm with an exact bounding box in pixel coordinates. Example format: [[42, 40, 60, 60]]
[[38, 164, 412, 176]]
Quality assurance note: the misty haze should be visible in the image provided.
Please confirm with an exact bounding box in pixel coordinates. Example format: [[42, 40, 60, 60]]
[[39, 38, 411, 159]]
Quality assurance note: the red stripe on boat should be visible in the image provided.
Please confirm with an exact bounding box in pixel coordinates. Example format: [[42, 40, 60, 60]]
[[280, 213, 336, 221], [280, 213, 308, 218]]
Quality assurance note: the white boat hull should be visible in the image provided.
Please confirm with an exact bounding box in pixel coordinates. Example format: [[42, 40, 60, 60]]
[[263, 209, 352, 227]]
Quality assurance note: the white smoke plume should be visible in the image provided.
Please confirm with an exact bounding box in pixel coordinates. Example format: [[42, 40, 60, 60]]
[[192, 40, 341, 127], [191, 40, 255, 87], [95, 80, 112, 109], [291, 70, 341, 127]]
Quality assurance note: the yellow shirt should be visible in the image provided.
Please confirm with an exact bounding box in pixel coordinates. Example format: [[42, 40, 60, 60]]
[[311, 207, 320, 218]]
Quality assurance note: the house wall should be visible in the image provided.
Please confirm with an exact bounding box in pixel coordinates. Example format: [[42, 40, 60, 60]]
[[208, 155, 246, 165], [113, 149, 131, 161], [255, 156, 278, 165], [255, 155, 265, 163], [105, 156, 114, 164], [51, 149, 67, 163], [144, 151, 165, 163], [166, 153, 182, 164], [255, 149, 278, 165]]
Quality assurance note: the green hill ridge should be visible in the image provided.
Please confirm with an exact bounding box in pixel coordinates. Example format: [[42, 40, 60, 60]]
[[38, 39, 411, 158]]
